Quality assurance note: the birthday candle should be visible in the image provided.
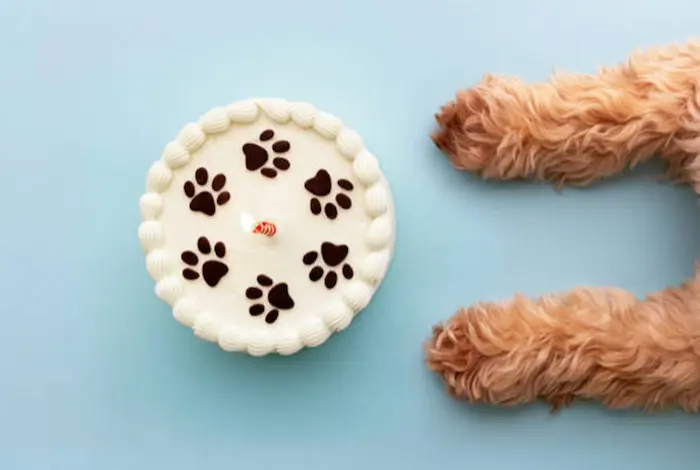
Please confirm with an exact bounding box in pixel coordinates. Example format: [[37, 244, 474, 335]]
[[241, 213, 277, 237], [252, 221, 277, 237]]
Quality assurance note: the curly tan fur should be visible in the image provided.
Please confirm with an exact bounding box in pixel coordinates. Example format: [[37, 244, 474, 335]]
[[427, 40, 700, 412], [432, 40, 700, 187]]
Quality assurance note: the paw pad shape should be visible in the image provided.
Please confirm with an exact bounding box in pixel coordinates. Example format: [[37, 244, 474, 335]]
[[183, 167, 231, 216], [303, 242, 354, 289], [304, 169, 353, 220], [242, 129, 291, 179], [181, 237, 229, 287], [245, 275, 295, 324]]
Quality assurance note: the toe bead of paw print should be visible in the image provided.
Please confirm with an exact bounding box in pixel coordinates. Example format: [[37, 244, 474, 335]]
[[183, 167, 231, 216], [304, 169, 354, 220], [245, 274, 295, 324], [303, 242, 354, 289], [181, 236, 229, 287], [242, 129, 291, 179]]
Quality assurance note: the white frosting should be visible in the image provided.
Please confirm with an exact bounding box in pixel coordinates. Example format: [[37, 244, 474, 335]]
[[342, 281, 374, 312], [366, 215, 392, 250], [257, 99, 291, 123], [364, 184, 389, 217], [218, 327, 247, 352], [161, 141, 191, 169], [193, 313, 220, 342], [155, 276, 182, 305], [173, 297, 200, 327], [323, 300, 354, 332], [138, 221, 165, 251], [274, 329, 304, 355], [198, 107, 230, 134], [226, 100, 259, 123], [177, 123, 206, 152], [138, 98, 396, 355], [353, 150, 381, 186], [139, 193, 163, 220], [146, 249, 174, 280], [336, 129, 363, 160], [299, 317, 331, 347], [313, 112, 342, 139], [246, 330, 275, 356], [359, 250, 391, 284], [290, 102, 317, 128], [146, 162, 172, 192]]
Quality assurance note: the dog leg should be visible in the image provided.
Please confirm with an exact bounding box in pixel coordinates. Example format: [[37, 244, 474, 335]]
[[425, 282, 700, 412], [433, 41, 700, 187]]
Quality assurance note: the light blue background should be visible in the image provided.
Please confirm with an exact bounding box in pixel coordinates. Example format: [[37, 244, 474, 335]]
[[2, 0, 700, 468]]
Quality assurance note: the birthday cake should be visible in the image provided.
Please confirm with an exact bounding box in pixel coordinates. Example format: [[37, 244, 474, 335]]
[[138, 99, 395, 355]]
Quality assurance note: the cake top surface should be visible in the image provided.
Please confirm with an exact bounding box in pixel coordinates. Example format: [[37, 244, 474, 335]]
[[138, 98, 395, 356]]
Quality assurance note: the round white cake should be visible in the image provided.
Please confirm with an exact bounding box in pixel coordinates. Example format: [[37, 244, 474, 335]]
[[138, 98, 395, 356]]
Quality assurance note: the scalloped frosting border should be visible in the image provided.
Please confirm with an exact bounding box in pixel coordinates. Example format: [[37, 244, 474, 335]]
[[138, 98, 396, 356]]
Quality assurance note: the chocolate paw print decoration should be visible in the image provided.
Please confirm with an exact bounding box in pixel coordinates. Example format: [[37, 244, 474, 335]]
[[303, 242, 354, 289], [304, 169, 353, 220], [245, 274, 295, 324], [242, 129, 291, 179], [183, 167, 231, 216], [181, 236, 229, 287]]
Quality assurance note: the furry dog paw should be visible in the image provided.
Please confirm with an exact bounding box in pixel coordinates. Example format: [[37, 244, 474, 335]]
[[433, 43, 700, 187]]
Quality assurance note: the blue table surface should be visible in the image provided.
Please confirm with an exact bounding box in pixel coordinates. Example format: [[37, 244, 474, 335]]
[[2, 0, 700, 468]]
